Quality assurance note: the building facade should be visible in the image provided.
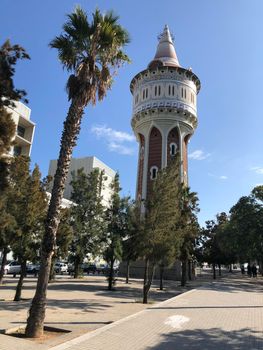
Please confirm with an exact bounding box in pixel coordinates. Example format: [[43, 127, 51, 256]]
[[48, 156, 116, 207], [130, 25, 201, 206], [7, 101, 35, 157]]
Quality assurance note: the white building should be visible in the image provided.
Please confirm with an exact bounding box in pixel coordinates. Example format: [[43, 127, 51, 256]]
[[48, 156, 116, 207], [7, 101, 35, 157]]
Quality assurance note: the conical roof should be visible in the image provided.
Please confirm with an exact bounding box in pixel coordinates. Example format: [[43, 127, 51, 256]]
[[148, 25, 180, 68]]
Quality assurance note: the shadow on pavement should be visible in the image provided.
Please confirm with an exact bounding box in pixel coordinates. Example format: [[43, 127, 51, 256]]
[[146, 327, 263, 350], [0, 299, 113, 312]]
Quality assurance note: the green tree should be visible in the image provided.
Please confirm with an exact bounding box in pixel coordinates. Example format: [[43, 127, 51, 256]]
[[0, 194, 16, 283], [141, 159, 182, 303], [122, 202, 143, 284], [0, 40, 30, 189], [227, 195, 263, 265], [69, 168, 105, 278], [201, 213, 230, 279], [7, 156, 48, 301], [252, 185, 263, 202], [0, 40, 29, 281], [178, 187, 200, 286], [104, 174, 129, 290], [26, 7, 130, 337]]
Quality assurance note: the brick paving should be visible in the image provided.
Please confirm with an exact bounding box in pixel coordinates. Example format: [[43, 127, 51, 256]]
[[50, 277, 263, 350]]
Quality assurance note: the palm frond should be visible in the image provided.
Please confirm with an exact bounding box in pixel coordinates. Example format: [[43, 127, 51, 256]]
[[50, 6, 130, 104]]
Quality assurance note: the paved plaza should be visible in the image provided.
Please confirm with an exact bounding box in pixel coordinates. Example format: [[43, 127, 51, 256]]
[[0, 273, 262, 349]]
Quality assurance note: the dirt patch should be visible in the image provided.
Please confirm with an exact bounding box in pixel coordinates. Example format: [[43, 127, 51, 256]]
[[4, 325, 70, 343]]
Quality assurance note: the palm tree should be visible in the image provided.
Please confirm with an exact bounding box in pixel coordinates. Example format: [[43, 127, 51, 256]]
[[25, 7, 130, 338]]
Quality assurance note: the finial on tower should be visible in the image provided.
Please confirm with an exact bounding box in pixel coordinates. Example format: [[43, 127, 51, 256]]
[[148, 25, 180, 68]]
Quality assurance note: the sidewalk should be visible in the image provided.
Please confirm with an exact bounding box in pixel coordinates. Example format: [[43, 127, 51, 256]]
[[50, 276, 263, 350]]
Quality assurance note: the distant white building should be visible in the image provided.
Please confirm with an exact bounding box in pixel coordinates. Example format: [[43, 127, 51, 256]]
[[7, 101, 35, 157], [48, 156, 116, 207]]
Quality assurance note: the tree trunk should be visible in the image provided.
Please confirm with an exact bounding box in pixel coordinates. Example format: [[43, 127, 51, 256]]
[[0, 247, 8, 284], [159, 264, 164, 290], [26, 98, 85, 338], [125, 260, 130, 284], [14, 259, 27, 301], [108, 259, 114, 291], [188, 260, 192, 281], [212, 263, 216, 279], [181, 259, 187, 287], [143, 259, 155, 304], [218, 264, 222, 276], [49, 257, 56, 282], [74, 256, 81, 279], [143, 258, 149, 304]]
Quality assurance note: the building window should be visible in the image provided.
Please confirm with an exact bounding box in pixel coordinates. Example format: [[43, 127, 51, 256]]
[[172, 85, 175, 96], [181, 88, 187, 99], [13, 145, 22, 156], [170, 143, 177, 156], [154, 86, 157, 96], [150, 166, 158, 180], [158, 85, 161, 96], [168, 85, 171, 96], [17, 125, 26, 138]]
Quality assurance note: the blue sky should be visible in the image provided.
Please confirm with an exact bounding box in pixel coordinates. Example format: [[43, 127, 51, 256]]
[[1, 0, 263, 226]]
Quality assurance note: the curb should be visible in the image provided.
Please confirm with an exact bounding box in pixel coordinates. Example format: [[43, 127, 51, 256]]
[[49, 288, 196, 350]]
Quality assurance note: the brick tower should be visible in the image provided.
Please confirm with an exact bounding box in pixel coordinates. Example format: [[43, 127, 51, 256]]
[[130, 26, 201, 207]]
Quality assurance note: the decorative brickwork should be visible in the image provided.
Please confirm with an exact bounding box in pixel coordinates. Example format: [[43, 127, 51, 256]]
[[137, 133, 145, 200], [182, 134, 190, 184], [147, 127, 162, 196], [167, 127, 180, 165]]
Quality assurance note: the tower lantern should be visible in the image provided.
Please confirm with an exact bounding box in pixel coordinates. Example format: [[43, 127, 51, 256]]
[[130, 25, 201, 205]]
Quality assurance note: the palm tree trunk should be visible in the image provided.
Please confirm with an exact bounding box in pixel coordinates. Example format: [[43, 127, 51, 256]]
[[26, 98, 85, 338], [14, 259, 27, 301], [125, 260, 130, 284], [0, 247, 8, 284]]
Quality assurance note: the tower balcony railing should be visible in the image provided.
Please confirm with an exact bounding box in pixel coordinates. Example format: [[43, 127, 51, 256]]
[[133, 100, 197, 116]]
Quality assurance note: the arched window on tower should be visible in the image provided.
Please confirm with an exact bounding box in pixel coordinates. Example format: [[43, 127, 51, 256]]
[[170, 142, 177, 156], [150, 166, 158, 180]]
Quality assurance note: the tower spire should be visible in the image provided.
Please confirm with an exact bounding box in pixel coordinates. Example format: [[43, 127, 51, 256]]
[[148, 25, 180, 68]]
